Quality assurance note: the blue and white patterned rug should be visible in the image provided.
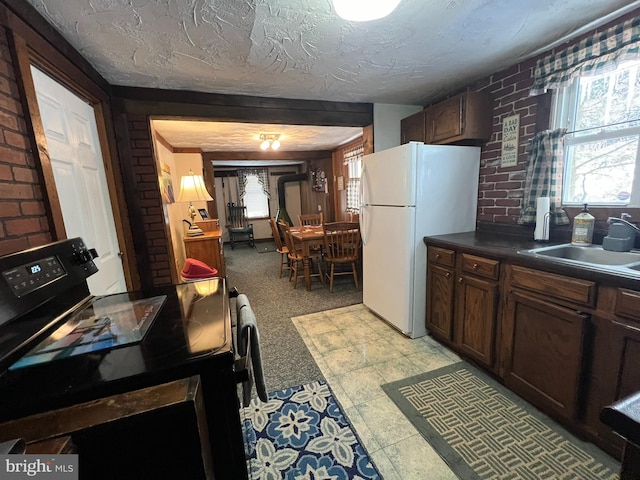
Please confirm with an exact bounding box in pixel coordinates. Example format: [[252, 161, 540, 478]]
[[243, 381, 382, 480]]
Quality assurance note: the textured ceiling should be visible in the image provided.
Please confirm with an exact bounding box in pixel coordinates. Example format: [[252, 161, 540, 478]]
[[24, 0, 640, 153], [25, 0, 640, 105], [152, 119, 362, 152]]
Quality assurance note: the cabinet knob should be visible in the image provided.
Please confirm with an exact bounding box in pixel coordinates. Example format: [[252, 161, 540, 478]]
[[472, 263, 479, 270], [458, 277, 463, 283], [435, 254, 441, 259], [445, 272, 450, 278]]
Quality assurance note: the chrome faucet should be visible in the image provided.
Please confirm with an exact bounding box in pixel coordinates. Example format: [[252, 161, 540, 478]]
[[607, 213, 640, 232], [603, 213, 640, 252]]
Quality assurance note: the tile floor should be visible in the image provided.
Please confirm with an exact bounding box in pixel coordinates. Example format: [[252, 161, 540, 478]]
[[291, 303, 461, 480]]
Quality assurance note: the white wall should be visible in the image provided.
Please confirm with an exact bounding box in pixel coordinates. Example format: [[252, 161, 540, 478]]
[[373, 103, 423, 152]]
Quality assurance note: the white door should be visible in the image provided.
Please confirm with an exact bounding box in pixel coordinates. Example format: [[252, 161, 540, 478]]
[[31, 66, 126, 295], [362, 204, 415, 334]]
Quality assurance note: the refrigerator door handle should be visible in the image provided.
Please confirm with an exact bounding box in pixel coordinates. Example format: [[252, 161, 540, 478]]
[[360, 205, 369, 245], [359, 165, 369, 245]]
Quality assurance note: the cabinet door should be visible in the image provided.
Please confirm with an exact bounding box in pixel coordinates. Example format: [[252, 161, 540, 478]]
[[426, 95, 463, 144], [400, 111, 426, 144], [426, 263, 455, 341], [586, 315, 640, 455], [455, 274, 497, 367], [503, 291, 587, 421]]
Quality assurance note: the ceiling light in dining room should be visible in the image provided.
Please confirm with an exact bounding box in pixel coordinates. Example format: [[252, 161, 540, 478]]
[[259, 134, 281, 151], [331, 0, 401, 21]]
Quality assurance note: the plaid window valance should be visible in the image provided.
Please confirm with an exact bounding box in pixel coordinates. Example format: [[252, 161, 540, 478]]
[[344, 145, 364, 214], [530, 16, 640, 95]]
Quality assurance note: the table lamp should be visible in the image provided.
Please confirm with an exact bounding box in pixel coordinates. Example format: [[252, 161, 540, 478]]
[[177, 169, 213, 237]]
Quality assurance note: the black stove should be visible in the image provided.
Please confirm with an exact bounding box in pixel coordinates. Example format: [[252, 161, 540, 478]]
[[0, 238, 248, 480]]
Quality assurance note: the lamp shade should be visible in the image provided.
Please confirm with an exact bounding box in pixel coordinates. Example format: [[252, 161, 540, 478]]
[[332, 0, 401, 21], [177, 170, 213, 203]]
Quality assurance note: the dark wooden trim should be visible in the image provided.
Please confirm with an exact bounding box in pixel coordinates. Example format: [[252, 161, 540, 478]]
[[174, 147, 203, 154], [8, 32, 66, 240], [122, 99, 372, 127], [203, 151, 332, 161], [115, 86, 372, 114], [155, 133, 174, 153]]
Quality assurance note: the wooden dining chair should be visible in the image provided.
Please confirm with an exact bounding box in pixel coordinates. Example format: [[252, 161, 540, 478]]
[[322, 221, 361, 292], [297, 212, 323, 226], [268, 217, 289, 278], [279, 221, 324, 289]]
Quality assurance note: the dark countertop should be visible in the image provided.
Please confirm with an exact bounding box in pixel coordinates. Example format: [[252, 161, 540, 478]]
[[424, 231, 640, 290]]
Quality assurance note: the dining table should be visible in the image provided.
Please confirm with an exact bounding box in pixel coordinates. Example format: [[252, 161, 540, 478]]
[[289, 225, 325, 291]]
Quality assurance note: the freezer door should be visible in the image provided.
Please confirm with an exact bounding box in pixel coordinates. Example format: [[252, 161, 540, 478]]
[[362, 205, 415, 334], [362, 143, 417, 207]]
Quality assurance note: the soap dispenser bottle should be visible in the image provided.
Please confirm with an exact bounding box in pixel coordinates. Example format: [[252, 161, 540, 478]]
[[571, 203, 595, 245]]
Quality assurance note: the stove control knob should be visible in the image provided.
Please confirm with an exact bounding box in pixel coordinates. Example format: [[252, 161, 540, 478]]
[[73, 247, 99, 265]]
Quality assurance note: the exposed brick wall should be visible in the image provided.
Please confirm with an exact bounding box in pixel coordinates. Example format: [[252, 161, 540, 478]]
[[126, 114, 172, 285], [0, 27, 51, 256], [472, 57, 540, 224]]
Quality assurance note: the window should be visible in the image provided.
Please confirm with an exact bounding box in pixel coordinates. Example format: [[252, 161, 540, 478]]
[[344, 145, 363, 213], [552, 60, 640, 206], [242, 172, 269, 219]]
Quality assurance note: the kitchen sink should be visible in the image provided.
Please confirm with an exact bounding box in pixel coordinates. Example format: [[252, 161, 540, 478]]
[[517, 243, 640, 273]]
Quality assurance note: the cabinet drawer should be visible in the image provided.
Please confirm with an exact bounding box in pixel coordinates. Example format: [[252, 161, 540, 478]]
[[615, 288, 640, 323], [509, 265, 596, 307], [427, 246, 455, 267], [461, 254, 500, 280]]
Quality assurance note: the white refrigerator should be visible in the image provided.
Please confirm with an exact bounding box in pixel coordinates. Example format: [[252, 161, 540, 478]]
[[360, 142, 480, 338]]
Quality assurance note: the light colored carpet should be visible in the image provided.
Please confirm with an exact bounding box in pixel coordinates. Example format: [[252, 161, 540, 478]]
[[224, 244, 363, 392]]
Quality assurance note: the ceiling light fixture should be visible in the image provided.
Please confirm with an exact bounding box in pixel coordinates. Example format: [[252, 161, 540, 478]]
[[331, 0, 401, 21], [259, 134, 281, 151]]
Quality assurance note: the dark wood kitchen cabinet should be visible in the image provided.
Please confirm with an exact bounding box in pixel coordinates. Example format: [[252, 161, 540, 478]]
[[426, 246, 455, 340], [455, 254, 500, 367], [501, 265, 594, 422], [400, 110, 426, 144], [426, 247, 500, 368], [584, 287, 640, 457], [424, 90, 492, 145]]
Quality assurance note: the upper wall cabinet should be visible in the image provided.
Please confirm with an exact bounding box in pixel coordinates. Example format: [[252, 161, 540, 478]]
[[400, 110, 426, 145], [401, 91, 493, 146]]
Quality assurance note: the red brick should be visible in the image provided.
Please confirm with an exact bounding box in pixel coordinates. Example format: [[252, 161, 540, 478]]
[[495, 181, 522, 190], [0, 201, 20, 216], [20, 201, 45, 216], [0, 108, 18, 131], [484, 191, 509, 199], [0, 183, 33, 199], [27, 232, 54, 248], [0, 237, 30, 256], [0, 93, 21, 115], [5, 217, 41, 235], [0, 145, 27, 165], [0, 163, 11, 180], [12, 166, 38, 183], [4, 130, 29, 149]]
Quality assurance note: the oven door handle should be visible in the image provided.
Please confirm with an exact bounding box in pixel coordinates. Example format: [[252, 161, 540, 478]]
[[235, 294, 267, 407]]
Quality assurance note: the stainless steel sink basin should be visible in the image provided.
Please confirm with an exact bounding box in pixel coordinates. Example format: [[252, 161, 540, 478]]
[[524, 244, 640, 265], [517, 243, 640, 274]]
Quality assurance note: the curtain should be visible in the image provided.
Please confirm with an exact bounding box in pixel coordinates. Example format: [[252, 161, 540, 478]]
[[530, 17, 640, 95], [518, 129, 570, 225], [237, 168, 270, 199], [344, 144, 363, 213]]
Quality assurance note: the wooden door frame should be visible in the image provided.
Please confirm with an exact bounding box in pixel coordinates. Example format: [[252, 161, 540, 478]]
[[4, 12, 137, 290]]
